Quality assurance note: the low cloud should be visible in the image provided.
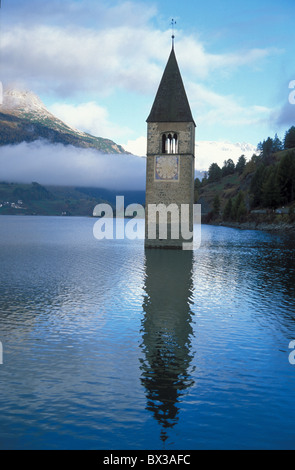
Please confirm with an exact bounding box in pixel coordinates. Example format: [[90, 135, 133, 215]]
[[0, 140, 146, 190]]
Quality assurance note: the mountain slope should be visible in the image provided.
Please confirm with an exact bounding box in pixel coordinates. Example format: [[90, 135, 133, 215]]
[[0, 89, 128, 154], [196, 147, 295, 230], [0, 181, 145, 216]]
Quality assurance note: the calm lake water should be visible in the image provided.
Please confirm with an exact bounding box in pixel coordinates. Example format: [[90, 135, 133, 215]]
[[0, 215, 295, 450]]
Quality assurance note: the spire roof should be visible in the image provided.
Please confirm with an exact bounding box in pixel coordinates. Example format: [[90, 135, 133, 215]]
[[146, 47, 195, 125]]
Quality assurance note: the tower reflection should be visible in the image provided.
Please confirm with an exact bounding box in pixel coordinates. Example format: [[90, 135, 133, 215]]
[[140, 249, 195, 443]]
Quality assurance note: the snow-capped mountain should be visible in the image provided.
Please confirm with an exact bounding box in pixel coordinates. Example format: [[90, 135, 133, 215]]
[[195, 140, 258, 171], [2, 89, 54, 116], [1, 88, 85, 135], [0, 88, 128, 154]]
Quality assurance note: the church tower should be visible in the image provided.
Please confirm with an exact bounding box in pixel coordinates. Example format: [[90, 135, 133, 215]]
[[145, 43, 196, 249]]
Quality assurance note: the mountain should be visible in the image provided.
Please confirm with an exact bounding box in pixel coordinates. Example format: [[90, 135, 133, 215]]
[[195, 146, 295, 231], [0, 181, 103, 216], [0, 88, 128, 154], [0, 181, 146, 216], [195, 140, 257, 172]]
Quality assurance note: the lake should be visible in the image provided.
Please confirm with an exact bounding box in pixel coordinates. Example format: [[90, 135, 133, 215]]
[[0, 215, 294, 450]]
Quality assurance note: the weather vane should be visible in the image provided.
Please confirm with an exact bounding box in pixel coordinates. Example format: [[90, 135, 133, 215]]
[[171, 18, 176, 48]]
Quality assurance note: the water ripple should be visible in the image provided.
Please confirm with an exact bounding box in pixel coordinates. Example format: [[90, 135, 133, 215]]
[[0, 217, 295, 449]]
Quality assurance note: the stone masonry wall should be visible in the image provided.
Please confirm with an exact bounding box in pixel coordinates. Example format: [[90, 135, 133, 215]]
[[145, 121, 195, 248]]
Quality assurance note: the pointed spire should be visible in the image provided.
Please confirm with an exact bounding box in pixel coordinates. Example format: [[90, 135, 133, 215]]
[[146, 47, 195, 125], [171, 18, 176, 49]]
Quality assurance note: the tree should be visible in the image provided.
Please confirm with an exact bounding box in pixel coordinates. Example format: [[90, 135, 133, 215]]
[[232, 191, 247, 222], [194, 178, 201, 190], [284, 126, 295, 150], [222, 159, 235, 177], [237, 198, 247, 222], [272, 133, 283, 152], [257, 134, 284, 162], [223, 198, 233, 221], [194, 178, 201, 202], [258, 137, 274, 161], [201, 172, 208, 186], [236, 155, 246, 175], [261, 166, 280, 208], [213, 194, 221, 216], [208, 163, 222, 183], [277, 150, 295, 203], [250, 163, 267, 207], [243, 154, 260, 178]]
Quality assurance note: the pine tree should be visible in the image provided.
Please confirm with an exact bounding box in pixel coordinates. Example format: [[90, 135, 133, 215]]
[[261, 166, 280, 208], [208, 163, 222, 182], [231, 191, 245, 221], [213, 194, 221, 216], [223, 198, 232, 221], [236, 155, 246, 175], [273, 133, 283, 152], [194, 178, 201, 202], [222, 159, 235, 177], [237, 198, 247, 222], [284, 126, 295, 150], [278, 150, 295, 203], [250, 163, 267, 207], [258, 137, 274, 161]]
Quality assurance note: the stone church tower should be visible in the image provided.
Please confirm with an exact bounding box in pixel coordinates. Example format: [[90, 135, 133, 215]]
[[145, 45, 196, 249]]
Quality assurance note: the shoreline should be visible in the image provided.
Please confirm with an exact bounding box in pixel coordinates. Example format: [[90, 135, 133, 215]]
[[1, 213, 295, 235], [207, 220, 295, 233]]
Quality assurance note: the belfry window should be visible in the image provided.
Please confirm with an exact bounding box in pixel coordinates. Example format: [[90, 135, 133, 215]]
[[161, 133, 178, 154]]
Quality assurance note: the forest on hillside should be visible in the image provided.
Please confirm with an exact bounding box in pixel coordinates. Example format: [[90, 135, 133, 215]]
[[195, 126, 295, 224]]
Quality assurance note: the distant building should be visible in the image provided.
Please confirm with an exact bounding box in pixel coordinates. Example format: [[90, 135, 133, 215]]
[[145, 44, 196, 248]]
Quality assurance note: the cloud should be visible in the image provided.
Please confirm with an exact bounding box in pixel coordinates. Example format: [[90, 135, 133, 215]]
[[0, 140, 146, 190], [188, 82, 272, 130], [123, 137, 147, 157], [0, 1, 281, 99], [175, 36, 280, 80], [0, 136, 256, 189], [1, 23, 167, 97], [4, 0, 157, 29], [49, 101, 132, 140], [0, 0, 285, 150], [272, 102, 295, 128]]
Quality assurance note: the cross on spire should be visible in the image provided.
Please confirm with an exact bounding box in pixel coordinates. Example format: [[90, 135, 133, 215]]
[[171, 18, 176, 48]]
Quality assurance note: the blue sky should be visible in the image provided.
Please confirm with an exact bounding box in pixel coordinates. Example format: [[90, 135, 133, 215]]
[[1, 0, 295, 170]]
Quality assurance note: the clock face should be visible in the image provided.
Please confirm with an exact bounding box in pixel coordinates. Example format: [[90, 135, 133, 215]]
[[155, 155, 179, 181]]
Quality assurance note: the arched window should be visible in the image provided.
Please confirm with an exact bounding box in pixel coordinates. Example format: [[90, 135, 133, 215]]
[[161, 133, 178, 154], [172, 133, 178, 153], [167, 134, 172, 153], [162, 134, 166, 153]]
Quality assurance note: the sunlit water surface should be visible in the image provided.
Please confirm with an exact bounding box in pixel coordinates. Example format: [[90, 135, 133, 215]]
[[0, 216, 294, 450]]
